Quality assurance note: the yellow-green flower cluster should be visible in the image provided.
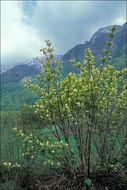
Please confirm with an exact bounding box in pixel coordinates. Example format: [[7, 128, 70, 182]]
[[38, 140, 70, 163], [12, 128, 40, 160], [13, 128, 24, 138], [3, 162, 20, 168], [43, 159, 61, 167]]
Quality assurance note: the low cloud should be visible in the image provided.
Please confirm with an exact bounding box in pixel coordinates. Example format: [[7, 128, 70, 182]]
[[1, 1, 41, 66]]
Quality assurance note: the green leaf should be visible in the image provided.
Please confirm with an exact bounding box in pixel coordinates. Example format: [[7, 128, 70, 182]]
[[84, 178, 92, 187]]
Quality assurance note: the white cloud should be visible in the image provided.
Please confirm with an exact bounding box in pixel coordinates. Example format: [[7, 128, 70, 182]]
[[114, 16, 126, 25], [1, 1, 41, 66]]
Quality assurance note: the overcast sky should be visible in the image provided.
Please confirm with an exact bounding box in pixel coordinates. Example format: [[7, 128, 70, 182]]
[[1, 0, 126, 66]]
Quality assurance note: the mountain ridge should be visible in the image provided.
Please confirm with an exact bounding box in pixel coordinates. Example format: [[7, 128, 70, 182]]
[[62, 23, 126, 74]]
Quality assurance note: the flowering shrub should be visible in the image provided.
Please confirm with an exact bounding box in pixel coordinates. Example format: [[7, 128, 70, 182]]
[[3, 27, 126, 181], [25, 35, 126, 177]]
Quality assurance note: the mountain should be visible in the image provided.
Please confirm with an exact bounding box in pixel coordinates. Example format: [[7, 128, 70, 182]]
[[1, 55, 62, 110], [62, 23, 126, 74], [1, 23, 126, 111], [1, 64, 15, 73], [1, 57, 43, 85]]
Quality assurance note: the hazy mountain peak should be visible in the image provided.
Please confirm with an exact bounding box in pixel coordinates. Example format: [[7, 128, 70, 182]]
[[90, 25, 121, 44]]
